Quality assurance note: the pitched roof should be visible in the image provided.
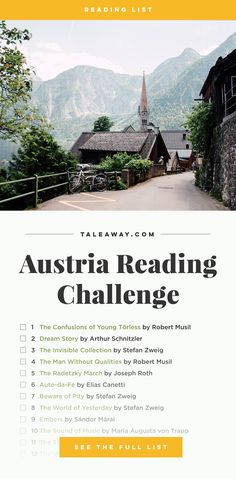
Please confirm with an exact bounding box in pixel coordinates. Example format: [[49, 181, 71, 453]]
[[122, 125, 136, 132], [169, 151, 180, 160], [169, 148, 193, 159], [176, 149, 193, 159], [71, 132, 95, 156], [161, 130, 192, 150], [167, 151, 180, 171], [140, 132, 156, 158], [79, 131, 150, 153]]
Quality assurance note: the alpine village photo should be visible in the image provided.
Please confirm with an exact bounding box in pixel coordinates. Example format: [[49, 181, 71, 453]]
[[0, 20, 236, 211]]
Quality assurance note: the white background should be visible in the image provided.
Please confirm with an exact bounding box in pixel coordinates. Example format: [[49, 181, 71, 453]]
[[0, 211, 235, 478]]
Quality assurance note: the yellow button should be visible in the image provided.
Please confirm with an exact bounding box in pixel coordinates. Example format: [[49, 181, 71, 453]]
[[60, 437, 182, 457]]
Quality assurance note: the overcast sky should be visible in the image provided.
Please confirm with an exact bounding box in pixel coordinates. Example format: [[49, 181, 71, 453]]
[[7, 20, 236, 80]]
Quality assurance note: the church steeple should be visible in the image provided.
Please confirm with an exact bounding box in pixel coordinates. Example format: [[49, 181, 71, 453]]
[[138, 71, 150, 131]]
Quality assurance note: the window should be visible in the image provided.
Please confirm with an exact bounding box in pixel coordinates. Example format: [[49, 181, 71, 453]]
[[231, 76, 236, 96], [186, 144, 189, 150], [183, 133, 186, 140]]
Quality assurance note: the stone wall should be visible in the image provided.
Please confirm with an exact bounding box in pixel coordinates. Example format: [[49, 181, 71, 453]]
[[121, 164, 165, 188], [213, 113, 236, 209]]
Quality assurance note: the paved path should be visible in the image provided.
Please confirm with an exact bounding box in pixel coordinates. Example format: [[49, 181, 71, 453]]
[[38, 172, 227, 211]]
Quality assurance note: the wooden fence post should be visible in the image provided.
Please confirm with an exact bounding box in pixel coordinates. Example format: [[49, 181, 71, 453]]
[[34, 175, 38, 208], [67, 171, 71, 194]]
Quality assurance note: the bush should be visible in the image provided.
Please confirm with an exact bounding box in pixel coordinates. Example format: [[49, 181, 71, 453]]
[[124, 159, 152, 176], [97, 153, 152, 189], [97, 158, 115, 172], [98, 152, 131, 172], [98, 153, 152, 176], [0, 167, 17, 209], [210, 188, 222, 202], [108, 176, 127, 191], [194, 168, 201, 187]]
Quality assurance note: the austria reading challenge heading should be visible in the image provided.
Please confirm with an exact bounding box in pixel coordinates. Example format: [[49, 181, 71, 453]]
[[19, 252, 217, 309]]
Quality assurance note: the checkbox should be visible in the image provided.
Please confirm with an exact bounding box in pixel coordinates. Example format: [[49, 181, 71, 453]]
[[20, 335, 26, 342], [20, 324, 26, 330], [20, 393, 26, 400], [20, 370, 26, 377], [19, 439, 26, 447], [20, 416, 26, 423], [20, 347, 26, 354], [19, 427, 26, 434], [20, 382, 26, 389], [20, 358, 26, 365], [20, 404, 27, 411]]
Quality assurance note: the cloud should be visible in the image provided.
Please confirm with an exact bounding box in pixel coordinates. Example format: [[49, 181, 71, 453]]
[[21, 42, 124, 80]]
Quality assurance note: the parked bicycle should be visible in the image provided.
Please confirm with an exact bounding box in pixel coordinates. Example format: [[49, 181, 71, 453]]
[[69, 165, 107, 193]]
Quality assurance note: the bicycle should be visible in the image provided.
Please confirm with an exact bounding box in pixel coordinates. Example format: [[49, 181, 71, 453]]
[[69, 165, 107, 193]]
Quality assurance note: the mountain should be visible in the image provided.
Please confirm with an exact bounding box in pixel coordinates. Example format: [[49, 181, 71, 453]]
[[148, 48, 202, 95], [33, 66, 141, 120], [150, 32, 236, 129], [1, 32, 236, 159], [32, 75, 44, 92], [30, 47, 203, 149], [32, 33, 236, 148], [33, 48, 202, 123]]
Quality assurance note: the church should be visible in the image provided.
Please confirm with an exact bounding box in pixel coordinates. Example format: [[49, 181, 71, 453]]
[[71, 72, 170, 166]]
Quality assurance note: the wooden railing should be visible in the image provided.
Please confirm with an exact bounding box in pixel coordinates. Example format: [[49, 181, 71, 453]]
[[0, 171, 70, 208], [0, 170, 121, 209]]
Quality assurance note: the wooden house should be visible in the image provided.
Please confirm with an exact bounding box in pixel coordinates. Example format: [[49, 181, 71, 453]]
[[161, 129, 194, 170], [200, 49, 236, 123], [71, 131, 170, 166]]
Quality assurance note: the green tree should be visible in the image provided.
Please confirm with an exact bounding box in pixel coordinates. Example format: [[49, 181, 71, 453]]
[[0, 20, 34, 139], [184, 102, 215, 157], [9, 125, 77, 177], [185, 102, 216, 191], [3, 125, 77, 208], [0, 166, 17, 206], [93, 115, 114, 132]]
